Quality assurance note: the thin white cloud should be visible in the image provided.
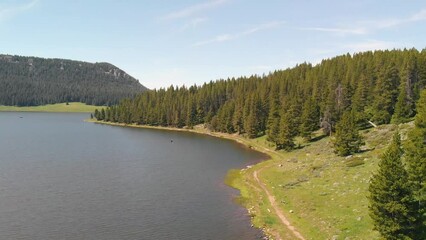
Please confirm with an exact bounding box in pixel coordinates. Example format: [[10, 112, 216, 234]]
[[300, 27, 367, 35], [0, 0, 39, 22], [194, 34, 232, 46], [193, 21, 284, 47], [180, 17, 208, 31], [366, 8, 426, 29], [162, 0, 229, 21], [410, 9, 426, 21], [303, 8, 426, 36]]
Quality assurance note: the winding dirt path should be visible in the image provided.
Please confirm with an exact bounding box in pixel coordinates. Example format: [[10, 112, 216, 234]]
[[253, 168, 306, 240]]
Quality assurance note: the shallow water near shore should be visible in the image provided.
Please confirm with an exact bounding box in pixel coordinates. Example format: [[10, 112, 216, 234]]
[[0, 112, 266, 240]]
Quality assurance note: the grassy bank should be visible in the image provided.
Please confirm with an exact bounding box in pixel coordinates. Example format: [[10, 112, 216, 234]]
[[90, 120, 412, 240], [0, 102, 104, 113], [228, 123, 413, 240]]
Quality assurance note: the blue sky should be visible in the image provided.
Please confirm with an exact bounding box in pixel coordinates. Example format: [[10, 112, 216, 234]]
[[1, 0, 426, 89]]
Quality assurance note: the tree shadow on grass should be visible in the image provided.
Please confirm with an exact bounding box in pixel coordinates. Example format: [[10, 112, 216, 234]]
[[358, 147, 375, 154], [309, 134, 328, 142]]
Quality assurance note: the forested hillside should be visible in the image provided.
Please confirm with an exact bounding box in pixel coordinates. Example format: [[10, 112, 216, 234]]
[[96, 49, 426, 150], [0, 54, 147, 106]]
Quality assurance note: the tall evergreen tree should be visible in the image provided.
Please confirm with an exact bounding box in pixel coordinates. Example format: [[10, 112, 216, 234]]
[[100, 108, 106, 121], [352, 74, 372, 129], [267, 88, 281, 142], [368, 132, 417, 240], [94, 109, 100, 120], [275, 109, 295, 151], [186, 95, 197, 128], [267, 117, 281, 144], [415, 50, 426, 99], [352, 74, 370, 112], [404, 89, 426, 238], [232, 98, 244, 134], [300, 97, 320, 140], [244, 94, 261, 138], [274, 101, 300, 150], [392, 65, 415, 123], [333, 110, 364, 156], [371, 63, 400, 124]]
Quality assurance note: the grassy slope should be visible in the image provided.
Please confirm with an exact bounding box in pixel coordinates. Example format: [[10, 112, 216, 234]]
[[0, 102, 103, 113], [90, 120, 413, 240], [228, 123, 414, 240]]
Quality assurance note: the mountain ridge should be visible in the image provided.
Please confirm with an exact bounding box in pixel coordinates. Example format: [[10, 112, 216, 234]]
[[0, 54, 148, 106]]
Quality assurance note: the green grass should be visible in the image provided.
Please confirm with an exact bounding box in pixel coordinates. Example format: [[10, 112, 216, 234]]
[[226, 123, 413, 240], [0, 102, 104, 113]]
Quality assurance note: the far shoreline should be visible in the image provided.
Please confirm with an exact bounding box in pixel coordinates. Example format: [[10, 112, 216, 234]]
[[86, 119, 274, 158], [0, 102, 105, 113]]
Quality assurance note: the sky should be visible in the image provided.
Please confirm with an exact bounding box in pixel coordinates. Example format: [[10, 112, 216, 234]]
[[1, 0, 426, 89]]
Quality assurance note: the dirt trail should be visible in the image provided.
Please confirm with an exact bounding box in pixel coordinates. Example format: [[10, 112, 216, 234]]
[[253, 168, 306, 240]]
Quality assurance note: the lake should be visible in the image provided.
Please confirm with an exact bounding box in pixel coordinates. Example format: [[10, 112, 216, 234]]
[[0, 112, 267, 240]]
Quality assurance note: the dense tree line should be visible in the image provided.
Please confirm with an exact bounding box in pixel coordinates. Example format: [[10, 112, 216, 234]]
[[0, 54, 147, 106], [97, 49, 426, 152]]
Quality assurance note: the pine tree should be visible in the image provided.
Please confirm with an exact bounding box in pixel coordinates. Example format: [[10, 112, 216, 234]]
[[392, 82, 412, 124], [94, 109, 99, 119], [333, 110, 364, 156], [100, 108, 106, 121], [352, 74, 370, 113], [232, 100, 244, 134], [267, 117, 280, 143], [321, 85, 339, 135], [244, 108, 258, 138], [371, 63, 400, 124], [415, 50, 426, 99], [186, 95, 196, 128], [275, 106, 297, 151], [105, 108, 111, 122], [352, 74, 372, 129], [404, 89, 426, 238], [300, 98, 320, 140], [267, 88, 281, 142], [196, 101, 205, 124], [215, 101, 235, 133], [285, 99, 302, 137], [244, 94, 261, 138], [368, 132, 417, 240], [392, 68, 415, 124]]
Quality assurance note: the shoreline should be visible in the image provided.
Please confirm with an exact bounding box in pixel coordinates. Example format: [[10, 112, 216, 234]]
[[87, 119, 273, 155], [87, 120, 290, 239], [0, 102, 104, 113]]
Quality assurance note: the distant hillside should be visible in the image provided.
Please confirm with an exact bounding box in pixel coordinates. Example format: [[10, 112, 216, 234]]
[[0, 54, 148, 106]]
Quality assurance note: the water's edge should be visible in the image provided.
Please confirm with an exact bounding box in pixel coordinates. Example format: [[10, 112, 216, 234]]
[[88, 120, 274, 239]]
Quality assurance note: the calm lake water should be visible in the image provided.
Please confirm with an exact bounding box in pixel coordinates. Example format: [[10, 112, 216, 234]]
[[0, 112, 267, 240]]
